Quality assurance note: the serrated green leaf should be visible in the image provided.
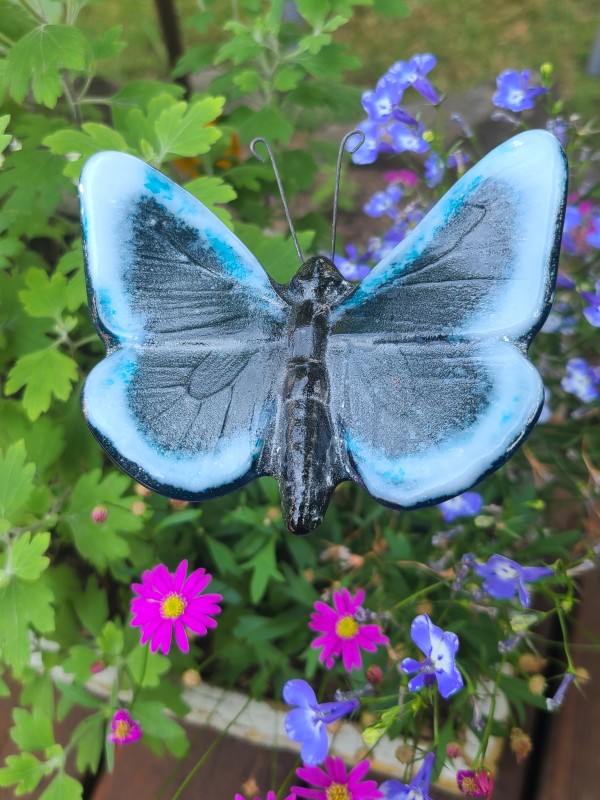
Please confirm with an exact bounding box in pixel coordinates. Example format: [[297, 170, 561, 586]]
[[9, 532, 50, 580], [90, 24, 125, 61], [111, 80, 185, 131], [0, 441, 35, 520], [43, 123, 130, 178], [234, 103, 294, 145], [40, 773, 82, 800], [296, 0, 328, 27], [233, 69, 263, 93], [19, 268, 69, 320], [65, 470, 143, 569], [132, 700, 186, 741], [0, 576, 54, 672], [6, 25, 90, 108], [205, 535, 240, 577], [0, 114, 11, 155], [0, 1, 36, 41], [97, 621, 124, 660], [273, 66, 304, 92], [0, 752, 46, 794], [234, 222, 314, 282], [183, 176, 236, 214], [11, 707, 54, 751], [5, 348, 78, 420], [62, 645, 99, 683]]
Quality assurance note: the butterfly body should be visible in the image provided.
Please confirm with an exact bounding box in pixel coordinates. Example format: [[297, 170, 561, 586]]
[[80, 131, 567, 534], [275, 256, 354, 531]]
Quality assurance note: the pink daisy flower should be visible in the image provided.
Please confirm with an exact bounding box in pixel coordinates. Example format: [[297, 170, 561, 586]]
[[309, 588, 389, 671], [108, 709, 142, 745], [130, 559, 222, 655], [293, 756, 382, 800], [235, 793, 296, 800]]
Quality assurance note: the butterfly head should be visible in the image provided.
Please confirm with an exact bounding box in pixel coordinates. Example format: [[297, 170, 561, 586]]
[[287, 255, 353, 306]]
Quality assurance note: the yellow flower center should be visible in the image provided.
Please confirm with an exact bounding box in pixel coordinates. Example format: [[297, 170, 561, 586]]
[[335, 615, 359, 639], [114, 720, 131, 740], [161, 593, 186, 619], [459, 776, 478, 793], [326, 784, 351, 800]]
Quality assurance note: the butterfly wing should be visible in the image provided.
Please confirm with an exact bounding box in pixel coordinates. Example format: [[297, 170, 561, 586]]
[[328, 130, 567, 507], [80, 151, 289, 498]]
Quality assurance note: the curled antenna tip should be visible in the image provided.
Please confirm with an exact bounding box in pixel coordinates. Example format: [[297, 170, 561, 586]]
[[344, 129, 366, 156], [250, 137, 269, 162]]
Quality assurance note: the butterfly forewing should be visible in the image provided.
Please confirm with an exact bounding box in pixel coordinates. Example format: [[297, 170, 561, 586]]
[[80, 152, 289, 499], [328, 130, 567, 509]]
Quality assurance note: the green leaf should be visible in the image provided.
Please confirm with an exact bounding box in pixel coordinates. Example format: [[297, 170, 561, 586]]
[[10, 532, 50, 580], [232, 103, 294, 145], [111, 80, 185, 131], [124, 94, 224, 164], [96, 621, 124, 660], [40, 773, 82, 800], [132, 700, 186, 741], [75, 577, 109, 637], [73, 717, 104, 775], [6, 25, 90, 108], [10, 707, 54, 751], [243, 539, 285, 603], [19, 268, 73, 320], [0, 115, 12, 155], [64, 470, 143, 569], [234, 222, 314, 283], [0, 1, 36, 41], [62, 645, 99, 683], [0, 575, 54, 673], [0, 441, 35, 521], [126, 645, 170, 688], [183, 176, 236, 219], [90, 24, 125, 61], [43, 123, 130, 179], [0, 753, 46, 794], [273, 66, 304, 92], [205, 535, 240, 577], [5, 348, 79, 420], [296, 0, 328, 26]]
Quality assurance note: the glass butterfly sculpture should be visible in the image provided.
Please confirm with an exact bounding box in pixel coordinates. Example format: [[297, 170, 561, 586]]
[[80, 129, 567, 534]]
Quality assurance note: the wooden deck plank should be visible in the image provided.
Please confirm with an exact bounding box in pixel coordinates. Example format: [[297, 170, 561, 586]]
[[536, 571, 600, 800]]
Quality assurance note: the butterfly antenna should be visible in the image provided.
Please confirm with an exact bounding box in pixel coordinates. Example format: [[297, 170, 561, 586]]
[[331, 129, 365, 260], [250, 137, 304, 265]]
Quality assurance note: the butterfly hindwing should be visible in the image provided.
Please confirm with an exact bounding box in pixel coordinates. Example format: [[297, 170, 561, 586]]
[[329, 130, 567, 508], [80, 152, 289, 498]]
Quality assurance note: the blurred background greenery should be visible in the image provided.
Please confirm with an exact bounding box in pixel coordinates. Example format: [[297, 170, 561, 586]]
[[81, 0, 599, 116]]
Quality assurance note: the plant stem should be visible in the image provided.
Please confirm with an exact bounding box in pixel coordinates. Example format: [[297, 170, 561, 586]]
[[170, 697, 252, 800]]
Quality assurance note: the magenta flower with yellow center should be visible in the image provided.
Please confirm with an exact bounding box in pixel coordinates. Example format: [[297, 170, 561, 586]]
[[108, 709, 142, 746], [130, 559, 222, 655], [309, 588, 389, 672], [293, 756, 382, 800]]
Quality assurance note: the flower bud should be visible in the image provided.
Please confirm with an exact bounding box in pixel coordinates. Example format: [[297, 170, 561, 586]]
[[366, 665, 383, 685], [134, 483, 152, 497], [446, 742, 463, 759], [169, 498, 189, 510], [528, 674, 546, 696], [91, 506, 108, 523], [510, 727, 532, 763], [182, 669, 202, 688], [395, 744, 414, 764], [90, 660, 106, 674], [131, 500, 146, 516]]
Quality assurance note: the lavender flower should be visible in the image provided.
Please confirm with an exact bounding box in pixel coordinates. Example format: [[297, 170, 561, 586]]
[[400, 614, 464, 699], [389, 121, 430, 154], [492, 69, 547, 112], [352, 120, 381, 165], [474, 554, 553, 607], [362, 78, 402, 123], [424, 152, 444, 187], [581, 280, 600, 326], [546, 673, 575, 711], [283, 679, 359, 765], [561, 204, 583, 254], [438, 492, 483, 522], [561, 358, 600, 403], [381, 752, 436, 799], [363, 185, 403, 219], [334, 244, 371, 281], [387, 53, 441, 104], [586, 214, 600, 248]]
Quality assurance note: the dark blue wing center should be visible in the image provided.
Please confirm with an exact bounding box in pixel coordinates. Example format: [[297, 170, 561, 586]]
[[332, 179, 518, 338]]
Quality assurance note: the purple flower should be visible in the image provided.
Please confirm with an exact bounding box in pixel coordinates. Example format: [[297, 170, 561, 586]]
[[381, 752, 435, 799], [334, 244, 371, 281], [474, 554, 553, 607], [283, 679, 359, 766], [387, 53, 441, 104], [351, 120, 381, 165], [561, 204, 583, 254], [446, 150, 471, 171], [492, 69, 547, 112], [537, 388, 552, 424], [546, 116, 569, 147], [561, 358, 600, 403], [362, 78, 402, 123], [389, 121, 430, 154], [581, 280, 600, 326], [400, 614, 464, 699], [556, 271, 576, 290], [438, 491, 483, 522], [424, 152, 444, 187], [363, 185, 403, 219], [546, 673, 575, 711], [587, 214, 600, 248], [540, 302, 576, 334], [108, 709, 142, 746]]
